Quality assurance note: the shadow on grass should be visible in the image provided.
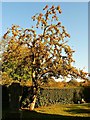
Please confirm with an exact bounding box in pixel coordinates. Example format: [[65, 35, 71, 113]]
[[65, 108, 90, 114], [2, 110, 90, 120], [65, 103, 90, 115]]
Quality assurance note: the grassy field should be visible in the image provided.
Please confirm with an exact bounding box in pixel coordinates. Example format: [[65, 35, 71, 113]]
[[35, 103, 90, 117], [2, 103, 90, 120]]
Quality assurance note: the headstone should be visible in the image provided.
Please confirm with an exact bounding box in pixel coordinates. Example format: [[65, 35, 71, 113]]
[[9, 82, 22, 111]]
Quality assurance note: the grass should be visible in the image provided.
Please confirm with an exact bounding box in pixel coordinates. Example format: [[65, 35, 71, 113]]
[[35, 103, 90, 117], [2, 103, 90, 120]]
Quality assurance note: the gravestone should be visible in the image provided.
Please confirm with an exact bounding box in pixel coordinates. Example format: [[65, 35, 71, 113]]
[[9, 82, 22, 111], [2, 85, 9, 110]]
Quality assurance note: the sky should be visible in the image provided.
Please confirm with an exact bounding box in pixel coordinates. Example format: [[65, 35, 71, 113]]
[[2, 2, 88, 72], [1, 0, 90, 2]]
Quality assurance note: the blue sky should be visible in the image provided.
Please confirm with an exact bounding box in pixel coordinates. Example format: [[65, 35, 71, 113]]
[[2, 2, 88, 72]]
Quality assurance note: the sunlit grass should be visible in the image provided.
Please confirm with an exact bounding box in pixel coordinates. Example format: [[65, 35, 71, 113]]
[[35, 103, 90, 117], [2, 103, 90, 119]]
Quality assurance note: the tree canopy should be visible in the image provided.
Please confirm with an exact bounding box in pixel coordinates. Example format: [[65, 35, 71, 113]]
[[2, 4, 89, 110], [2, 5, 88, 85]]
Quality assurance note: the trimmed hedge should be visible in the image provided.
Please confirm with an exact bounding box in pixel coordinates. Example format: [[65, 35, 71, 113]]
[[36, 87, 83, 107], [2, 83, 90, 110]]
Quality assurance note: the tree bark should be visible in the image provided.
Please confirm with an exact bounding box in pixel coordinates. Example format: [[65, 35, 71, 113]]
[[29, 95, 37, 111]]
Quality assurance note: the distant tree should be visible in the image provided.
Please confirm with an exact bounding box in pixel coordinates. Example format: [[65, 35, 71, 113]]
[[2, 5, 89, 110]]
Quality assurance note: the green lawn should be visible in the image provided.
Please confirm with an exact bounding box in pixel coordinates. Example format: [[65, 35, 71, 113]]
[[35, 103, 90, 117], [2, 103, 90, 120]]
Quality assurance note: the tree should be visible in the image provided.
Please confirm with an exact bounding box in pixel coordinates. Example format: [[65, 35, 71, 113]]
[[2, 37, 32, 81], [2, 5, 89, 110]]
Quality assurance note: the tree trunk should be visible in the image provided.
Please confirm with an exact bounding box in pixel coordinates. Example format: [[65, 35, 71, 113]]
[[29, 95, 37, 111], [30, 66, 38, 110]]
